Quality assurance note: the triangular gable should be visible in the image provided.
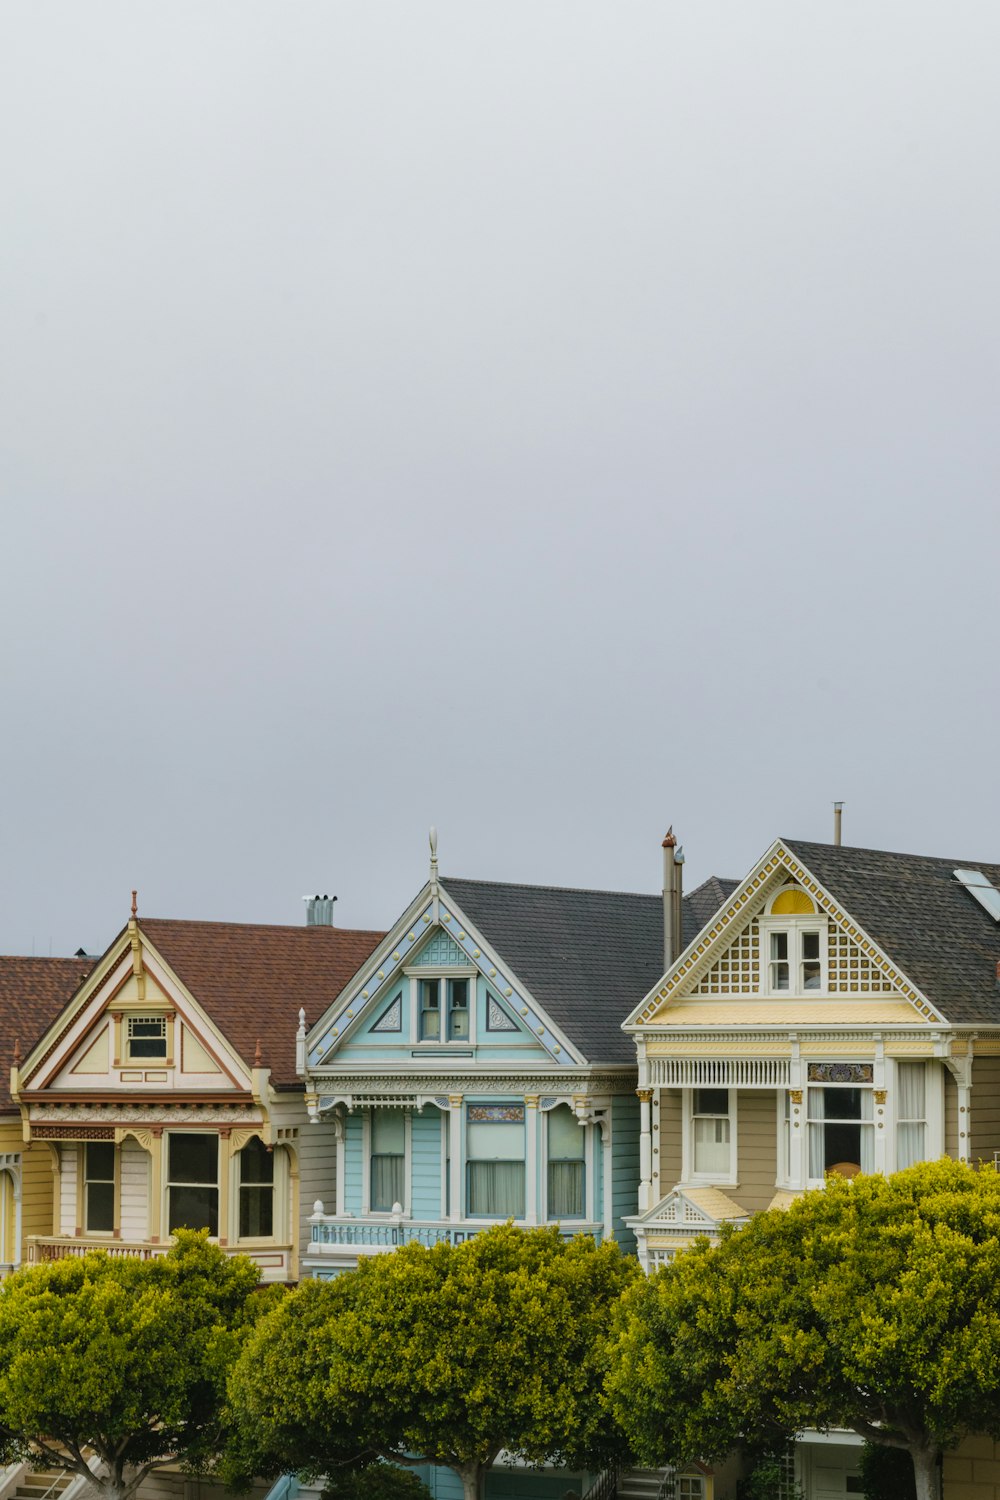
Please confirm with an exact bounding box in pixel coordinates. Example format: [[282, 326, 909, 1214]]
[[629, 1183, 750, 1234], [305, 883, 584, 1068], [19, 922, 255, 1096], [625, 840, 947, 1029]]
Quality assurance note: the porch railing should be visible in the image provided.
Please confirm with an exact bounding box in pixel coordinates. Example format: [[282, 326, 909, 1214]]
[[307, 1215, 604, 1252], [27, 1237, 164, 1263]]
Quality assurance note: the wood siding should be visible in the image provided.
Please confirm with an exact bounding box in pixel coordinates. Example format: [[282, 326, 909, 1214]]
[[19, 1140, 55, 1251], [735, 1090, 778, 1213], [611, 1093, 639, 1251], [119, 1137, 149, 1240], [972, 1056, 1000, 1164], [411, 1106, 443, 1219], [655, 1088, 683, 1193], [59, 1144, 77, 1235], [945, 1069, 958, 1159]]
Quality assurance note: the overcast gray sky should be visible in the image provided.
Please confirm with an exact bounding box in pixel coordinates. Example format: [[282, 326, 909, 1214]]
[[3, 3, 999, 956]]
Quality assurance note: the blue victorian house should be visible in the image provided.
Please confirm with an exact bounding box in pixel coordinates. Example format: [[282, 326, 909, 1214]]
[[299, 833, 736, 1277]]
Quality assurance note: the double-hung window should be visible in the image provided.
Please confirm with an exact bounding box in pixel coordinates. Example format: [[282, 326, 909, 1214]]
[[370, 1113, 405, 1212], [238, 1137, 274, 1237], [167, 1133, 219, 1235], [419, 978, 470, 1040], [466, 1105, 525, 1218], [691, 1088, 733, 1178], [546, 1105, 585, 1219], [84, 1142, 115, 1232], [763, 888, 826, 994], [126, 1015, 167, 1059]]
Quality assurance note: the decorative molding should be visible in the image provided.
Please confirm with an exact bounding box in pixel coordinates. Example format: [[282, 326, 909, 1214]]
[[486, 997, 518, 1032], [314, 1071, 631, 1106], [372, 995, 403, 1033], [29, 1103, 262, 1126], [32, 1125, 116, 1141]]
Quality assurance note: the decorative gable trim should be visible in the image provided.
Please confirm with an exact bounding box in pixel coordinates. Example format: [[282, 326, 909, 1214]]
[[625, 841, 947, 1029], [627, 1183, 750, 1232], [305, 884, 585, 1069]]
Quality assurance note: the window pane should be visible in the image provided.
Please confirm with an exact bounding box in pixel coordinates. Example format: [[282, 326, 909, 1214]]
[[693, 1117, 731, 1174], [168, 1133, 218, 1184], [372, 1113, 405, 1153], [548, 1161, 584, 1217], [548, 1104, 584, 1159], [239, 1186, 274, 1237], [466, 1121, 525, 1160], [802, 932, 821, 960], [169, 1185, 218, 1234], [467, 1161, 525, 1217], [770, 933, 788, 960], [694, 1089, 728, 1117], [239, 1138, 273, 1185], [420, 979, 439, 1008], [825, 1088, 863, 1121], [87, 1181, 115, 1232], [420, 1009, 440, 1039], [128, 1017, 167, 1057], [86, 1142, 115, 1182], [772, 962, 790, 990], [448, 979, 469, 1039], [802, 961, 822, 990], [371, 1155, 404, 1212]]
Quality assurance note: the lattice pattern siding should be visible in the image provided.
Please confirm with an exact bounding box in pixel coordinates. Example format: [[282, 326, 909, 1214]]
[[411, 932, 467, 966], [691, 918, 760, 994], [827, 926, 897, 992]]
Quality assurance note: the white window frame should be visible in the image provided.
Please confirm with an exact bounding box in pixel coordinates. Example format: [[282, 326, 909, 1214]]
[[805, 1081, 874, 1186], [406, 967, 478, 1046], [165, 1130, 220, 1237], [682, 1088, 738, 1186], [759, 915, 828, 996], [542, 1105, 588, 1223], [362, 1109, 412, 1217], [125, 1014, 168, 1061], [234, 1136, 278, 1244]]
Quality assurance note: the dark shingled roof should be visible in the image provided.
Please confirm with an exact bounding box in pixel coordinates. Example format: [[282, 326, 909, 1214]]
[[784, 839, 1000, 1026], [140, 919, 385, 1087], [0, 956, 96, 1111], [441, 876, 739, 1063]]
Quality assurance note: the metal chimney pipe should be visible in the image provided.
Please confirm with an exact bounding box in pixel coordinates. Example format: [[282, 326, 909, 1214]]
[[662, 829, 677, 971], [672, 845, 685, 966], [833, 803, 844, 847]]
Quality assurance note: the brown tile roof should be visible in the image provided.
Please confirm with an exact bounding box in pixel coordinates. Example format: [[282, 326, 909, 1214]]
[[139, 919, 385, 1087], [0, 957, 96, 1111]]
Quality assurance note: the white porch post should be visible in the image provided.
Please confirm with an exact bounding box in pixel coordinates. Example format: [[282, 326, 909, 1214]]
[[638, 1089, 653, 1212], [448, 1095, 463, 1221], [873, 1035, 888, 1175], [524, 1096, 539, 1223], [788, 1034, 805, 1187], [334, 1112, 346, 1215]]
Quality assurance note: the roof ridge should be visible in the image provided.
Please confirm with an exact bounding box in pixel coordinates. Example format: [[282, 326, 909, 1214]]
[[783, 836, 1000, 869], [139, 917, 386, 937], [443, 875, 734, 902]]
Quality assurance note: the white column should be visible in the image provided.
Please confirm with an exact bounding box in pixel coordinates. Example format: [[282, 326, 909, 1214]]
[[602, 1117, 613, 1242], [335, 1115, 346, 1216], [525, 1097, 539, 1223], [638, 1090, 653, 1212], [873, 1036, 888, 1175], [448, 1096, 463, 1221], [788, 1035, 805, 1187]]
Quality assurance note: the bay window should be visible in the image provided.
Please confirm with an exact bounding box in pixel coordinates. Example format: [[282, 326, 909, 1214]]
[[167, 1132, 218, 1234], [896, 1062, 927, 1169], [467, 1105, 525, 1218], [808, 1081, 874, 1179], [546, 1105, 585, 1219]]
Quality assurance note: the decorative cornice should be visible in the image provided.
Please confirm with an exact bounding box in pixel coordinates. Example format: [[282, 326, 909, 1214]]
[[315, 1071, 632, 1100], [28, 1103, 262, 1126]]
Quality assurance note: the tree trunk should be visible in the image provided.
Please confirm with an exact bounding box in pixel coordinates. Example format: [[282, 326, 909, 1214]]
[[458, 1463, 486, 1500], [909, 1445, 941, 1500]]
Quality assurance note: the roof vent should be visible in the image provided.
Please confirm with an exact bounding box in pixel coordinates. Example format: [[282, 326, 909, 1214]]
[[953, 869, 1000, 923], [304, 894, 338, 927]]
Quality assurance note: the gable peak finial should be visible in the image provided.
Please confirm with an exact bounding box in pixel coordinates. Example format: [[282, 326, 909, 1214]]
[[130, 889, 138, 919], [429, 825, 439, 881], [12, 1039, 20, 1067], [254, 1037, 263, 1067], [662, 826, 676, 849]]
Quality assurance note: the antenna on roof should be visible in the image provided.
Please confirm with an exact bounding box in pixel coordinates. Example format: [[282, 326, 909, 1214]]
[[833, 802, 844, 847]]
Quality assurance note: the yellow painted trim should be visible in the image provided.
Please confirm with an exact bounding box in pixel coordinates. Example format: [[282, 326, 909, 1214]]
[[218, 1133, 231, 1246], [149, 1136, 162, 1242]]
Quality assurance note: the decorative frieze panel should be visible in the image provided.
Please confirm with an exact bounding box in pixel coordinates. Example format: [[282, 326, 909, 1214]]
[[486, 997, 518, 1031], [806, 1062, 874, 1084], [372, 995, 403, 1032], [29, 1104, 262, 1126], [411, 933, 467, 967], [648, 1056, 790, 1088], [691, 918, 760, 995]]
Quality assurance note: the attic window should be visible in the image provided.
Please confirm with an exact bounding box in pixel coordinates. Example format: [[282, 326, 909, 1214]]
[[126, 1015, 167, 1060]]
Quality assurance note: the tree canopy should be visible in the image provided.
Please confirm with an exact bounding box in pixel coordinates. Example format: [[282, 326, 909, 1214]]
[[603, 1159, 1000, 1500], [0, 1232, 267, 1500], [227, 1224, 640, 1500]]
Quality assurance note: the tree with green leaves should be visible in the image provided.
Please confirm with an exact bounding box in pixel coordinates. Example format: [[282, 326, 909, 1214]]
[[0, 1231, 267, 1500], [603, 1159, 1000, 1500], [227, 1224, 640, 1500]]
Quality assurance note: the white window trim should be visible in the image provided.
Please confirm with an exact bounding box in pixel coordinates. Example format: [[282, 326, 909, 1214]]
[[362, 1109, 411, 1217], [406, 967, 478, 1045], [759, 915, 829, 997], [805, 1081, 875, 1187], [541, 1106, 588, 1223], [125, 1013, 168, 1062], [682, 1088, 738, 1186], [232, 1137, 282, 1245], [164, 1130, 220, 1238]]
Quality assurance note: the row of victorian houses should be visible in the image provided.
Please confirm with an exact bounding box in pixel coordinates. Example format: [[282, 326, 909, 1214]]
[[4, 827, 1000, 1500]]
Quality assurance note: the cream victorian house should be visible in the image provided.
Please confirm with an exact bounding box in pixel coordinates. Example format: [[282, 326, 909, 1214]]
[[12, 899, 382, 1281], [624, 834, 1000, 1500]]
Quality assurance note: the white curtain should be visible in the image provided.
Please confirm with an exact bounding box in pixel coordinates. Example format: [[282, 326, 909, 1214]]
[[896, 1062, 927, 1169], [467, 1161, 525, 1217], [693, 1117, 731, 1175]]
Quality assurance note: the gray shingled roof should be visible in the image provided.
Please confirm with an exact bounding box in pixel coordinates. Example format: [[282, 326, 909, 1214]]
[[441, 875, 739, 1063], [784, 839, 1000, 1026]]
